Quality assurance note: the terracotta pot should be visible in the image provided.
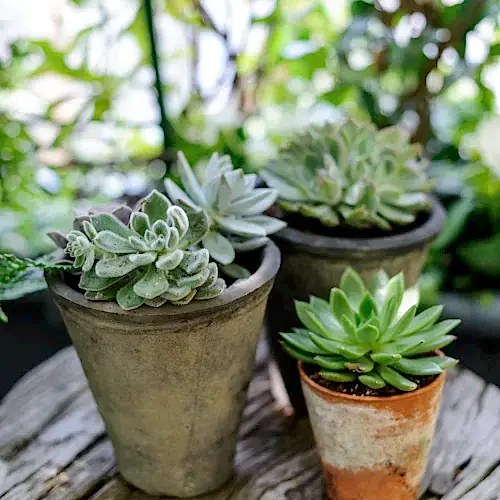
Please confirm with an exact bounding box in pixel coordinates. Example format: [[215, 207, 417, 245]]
[[46, 242, 281, 497], [299, 362, 445, 500], [267, 199, 445, 414]]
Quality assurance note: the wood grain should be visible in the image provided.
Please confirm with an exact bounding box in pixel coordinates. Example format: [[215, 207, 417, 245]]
[[0, 345, 498, 499]]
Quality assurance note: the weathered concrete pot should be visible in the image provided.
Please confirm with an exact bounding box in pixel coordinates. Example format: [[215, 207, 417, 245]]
[[46, 242, 280, 497], [267, 199, 445, 414], [299, 362, 445, 500]]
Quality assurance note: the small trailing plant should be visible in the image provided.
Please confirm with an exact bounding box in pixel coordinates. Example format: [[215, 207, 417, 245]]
[[261, 119, 432, 230], [280, 268, 460, 392], [165, 152, 286, 277], [0, 190, 226, 317]]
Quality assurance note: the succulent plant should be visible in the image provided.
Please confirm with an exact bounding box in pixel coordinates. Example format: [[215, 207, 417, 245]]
[[261, 119, 432, 230], [280, 268, 460, 392], [164, 152, 286, 271], [49, 191, 226, 310]]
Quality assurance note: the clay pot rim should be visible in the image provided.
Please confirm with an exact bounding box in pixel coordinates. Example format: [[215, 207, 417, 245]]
[[298, 359, 446, 403], [45, 241, 281, 318], [274, 197, 445, 259]]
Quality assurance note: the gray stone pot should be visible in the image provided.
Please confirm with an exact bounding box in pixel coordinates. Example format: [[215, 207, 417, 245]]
[[46, 242, 281, 498], [267, 200, 445, 414]]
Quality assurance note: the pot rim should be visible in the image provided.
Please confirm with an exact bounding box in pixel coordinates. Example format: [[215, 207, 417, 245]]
[[274, 197, 445, 258], [298, 360, 446, 403], [46, 241, 281, 318]]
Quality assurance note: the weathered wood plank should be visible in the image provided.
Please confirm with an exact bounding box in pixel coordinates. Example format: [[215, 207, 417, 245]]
[[0, 344, 499, 500]]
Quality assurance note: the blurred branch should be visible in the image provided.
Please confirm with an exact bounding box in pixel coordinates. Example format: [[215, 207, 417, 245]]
[[144, 0, 175, 164]]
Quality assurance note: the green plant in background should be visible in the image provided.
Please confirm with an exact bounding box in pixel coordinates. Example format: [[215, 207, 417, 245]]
[[165, 152, 286, 277], [262, 119, 431, 229], [280, 268, 459, 391], [0, 190, 226, 316]]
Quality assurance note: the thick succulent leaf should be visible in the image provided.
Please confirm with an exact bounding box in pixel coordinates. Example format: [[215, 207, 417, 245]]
[[129, 252, 157, 266], [330, 288, 355, 325], [344, 356, 375, 374], [242, 215, 286, 235], [111, 205, 133, 225], [229, 189, 278, 216], [339, 268, 366, 311], [229, 236, 270, 252], [130, 212, 151, 237], [161, 285, 192, 301], [359, 372, 386, 389], [133, 266, 170, 299], [317, 177, 342, 204], [203, 175, 222, 208], [377, 365, 417, 391], [141, 189, 171, 224], [404, 305, 444, 336], [403, 335, 457, 356], [300, 204, 340, 227], [83, 221, 98, 239], [144, 296, 168, 308], [196, 262, 219, 289], [202, 231, 235, 265], [171, 289, 197, 305], [129, 236, 150, 252], [280, 341, 316, 364], [260, 169, 308, 201], [203, 153, 223, 183], [164, 179, 195, 207], [340, 314, 357, 340], [93, 231, 135, 254], [319, 370, 357, 382], [391, 358, 443, 376], [176, 152, 207, 206], [155, 249, 185, 271], [309, 332, 368, 360], [429, 355, 459, 370], [95, 254, 154, 278], [223, 170, 246, 199], [355, 324, 379, 347], [380, 305, 417, 343], [47, 231, 69, 249], [310, 297, 350, 341], [79, 268, 121, 291], [388, 193, 430, 209], [280, 331, 326, 355], [82, 247, 95, 272], [91, 213, 135, 239], [378, 203, 415, 225], [359, 293, 378, 320], [370, 353, 402, 365], [167, 206, 189, 237], [214, 216, 267, 237], [83, 277, 128, 301], [344, 182, 364, 205], [116, 279, 145, 310], [177, 201, 210, 247], [216, 176, 232, 212], [379, 296, 398, 335], [152, 220, 169, 237], [180, 249, 210, 274], [383, 273, 404, 316], [295, 301, 325, 336], [221, 263, 251, 280], [177, 267, 210, 288], [244, 173, 258, 192], [195, 278, 226, 299], [314, 355, 348, 371]]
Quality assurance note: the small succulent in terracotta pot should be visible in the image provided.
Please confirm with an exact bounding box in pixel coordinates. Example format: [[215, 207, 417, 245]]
[[281, 268, 460, 500], [261, 119, 446, 414]]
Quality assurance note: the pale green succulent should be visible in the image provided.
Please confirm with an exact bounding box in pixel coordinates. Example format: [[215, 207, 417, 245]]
[[164, 152, 286, 272], [53, 190, 226, 310], [261, 120, 432, 230], [280, 268, 460, 392]]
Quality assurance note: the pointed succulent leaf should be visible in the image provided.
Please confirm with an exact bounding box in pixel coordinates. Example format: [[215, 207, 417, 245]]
[[358, 372, 386, 389], [47, 231, 69, 249], [242, 215, 286, 235], [204, 153, 223, 183], [370, 352, 402, 365], [177, 201, 210, 248], [260, 169, 308, 201], [359, 293, 378, 320], [112, 205, 133, 225], [295, 301, 325, 336], [313, 355, 348, 371], [202, 231, 235, 265], [309, 333, 368, 360], [223, 170, 245, 198], [377, 365, 417, 392], [83, 221, 98, 240], [279, 331, 326, 355], [404, 335, 457, 356], [280, 342, 317, 364], [228, 236, 270, 252], [339, 268, 366, 311], [319, 371, 357, 382], [344, 356, 375, 373], [391, 358, 443, 376], [330, 288, 355, 324], [229, 189, 278, 216], [380, 305, 417, 343], [164, 178, 194, 206], [176, 152, 207, 206], [93, 231, 135, 254], [404, 305, 444, 336], [356, 324, 379, 347]]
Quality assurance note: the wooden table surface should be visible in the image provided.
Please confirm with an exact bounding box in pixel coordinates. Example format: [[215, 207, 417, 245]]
[[0, 343, 499, 500]]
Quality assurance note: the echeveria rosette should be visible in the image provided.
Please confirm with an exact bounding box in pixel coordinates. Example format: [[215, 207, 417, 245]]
[[280, 268, 460, 392], [261, 119, 432, 230], [51, 191, 226, 310], [164, 152, 286, 274]]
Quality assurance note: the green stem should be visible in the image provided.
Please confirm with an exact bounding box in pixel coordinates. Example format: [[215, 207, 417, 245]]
[[144, 0, 174, 165]]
